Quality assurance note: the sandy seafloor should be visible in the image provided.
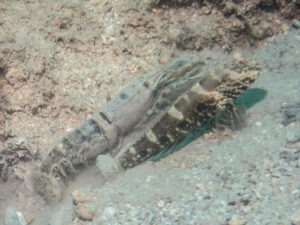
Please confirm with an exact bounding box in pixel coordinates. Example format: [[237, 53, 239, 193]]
[[0, 1, 299, 225]]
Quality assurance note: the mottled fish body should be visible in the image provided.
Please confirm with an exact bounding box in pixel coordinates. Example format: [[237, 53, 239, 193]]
[[118, 61, 259, 168]]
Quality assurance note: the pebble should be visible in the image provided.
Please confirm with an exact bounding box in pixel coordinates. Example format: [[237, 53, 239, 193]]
[[255, 121, 262, 127], [286, 127, 300, 143], [102, 206, 116, 220], [227, 215, 246, 225], [4, 206, 27, 225], [96, 154, 121, 180], [292, 19, 300, 29], [157, 199, 165, 208], [74, 205, 95, 221], [72, 190, 96, 221], [202, 6, 212, 15]]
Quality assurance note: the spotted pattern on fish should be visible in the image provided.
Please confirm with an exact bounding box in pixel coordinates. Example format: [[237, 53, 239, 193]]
[[32, 56, 260, 204], [118, 68, 258, 169]]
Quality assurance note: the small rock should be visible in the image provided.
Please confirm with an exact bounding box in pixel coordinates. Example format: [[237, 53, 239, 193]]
[[233, 52, 245, 64], [72, 189, 95, 205], [241, 192, 252, 206], [157, 200, 165, 208], [227, 215, 246, 225], [72, 190, 96, 221], [255, 121, 262, 127], [102, 206, 116, 220], [202, 6, 212, 15], [96, 154, 121, 180], [286, 127, 300, 143], [74, 205, 95, 221], [290, 209, 300, 225], [292, 19, 300, 29], [4, 206, 27, 225]]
